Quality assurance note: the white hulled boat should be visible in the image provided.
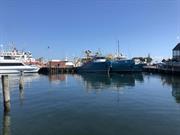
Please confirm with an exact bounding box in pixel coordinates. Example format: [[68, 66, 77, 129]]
[[0, 45, 40, 74], [0, 57, 40, 74]]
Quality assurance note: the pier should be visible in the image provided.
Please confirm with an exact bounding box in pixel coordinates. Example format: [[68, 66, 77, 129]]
[[38, 66, 180, 75], [39, 67, 76, 74], [143, 64, 180, 75]]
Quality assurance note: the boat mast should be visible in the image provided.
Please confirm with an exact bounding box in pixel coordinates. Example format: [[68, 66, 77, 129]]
[[118, 40, 120, 57], [177, 0, 180, 42]]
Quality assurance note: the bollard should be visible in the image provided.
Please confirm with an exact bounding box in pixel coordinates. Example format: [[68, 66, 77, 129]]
[[1, 75, 10, 112]]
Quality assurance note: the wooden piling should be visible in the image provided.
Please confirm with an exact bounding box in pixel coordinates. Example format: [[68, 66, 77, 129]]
[[1, 75, 10, 112]]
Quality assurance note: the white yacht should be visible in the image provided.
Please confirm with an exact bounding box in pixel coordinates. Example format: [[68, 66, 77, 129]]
[[0, 47, 36, 63], [0, 45, 40, 74], [0, 55, 40, 74]]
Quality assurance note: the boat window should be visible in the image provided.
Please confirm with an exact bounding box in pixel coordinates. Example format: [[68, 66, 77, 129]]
[[95, 57, 105, 59], [0, 63, 24, 66], [4, 56, 15, 60]]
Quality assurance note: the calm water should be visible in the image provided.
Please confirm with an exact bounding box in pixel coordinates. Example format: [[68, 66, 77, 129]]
[[0, 73, 180, 135]]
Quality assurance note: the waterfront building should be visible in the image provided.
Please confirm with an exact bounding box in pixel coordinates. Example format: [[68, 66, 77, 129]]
[[48, 60, 74, 68], [173, 43, 180, 61]]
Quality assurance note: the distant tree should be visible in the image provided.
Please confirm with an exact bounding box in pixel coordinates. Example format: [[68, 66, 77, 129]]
[[167, 58, 171, 62], [162, 59, 166, 63], [37, 57, 44, 62], [146, 57, 152, 63], [146, 54, 152, 63], [95, 52, 99, 56], [85, 50, 92, 58]]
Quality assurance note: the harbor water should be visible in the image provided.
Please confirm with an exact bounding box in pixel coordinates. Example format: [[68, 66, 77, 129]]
[[0, 73, 180, 135]]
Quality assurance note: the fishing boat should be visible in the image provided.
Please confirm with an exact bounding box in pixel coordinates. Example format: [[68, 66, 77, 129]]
[[110, 40, 145, 73], [76, 56, 111, 73], [111, 58, 145, 73]]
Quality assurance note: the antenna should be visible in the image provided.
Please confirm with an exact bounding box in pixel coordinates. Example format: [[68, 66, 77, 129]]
[[118, 40, 120, 57]]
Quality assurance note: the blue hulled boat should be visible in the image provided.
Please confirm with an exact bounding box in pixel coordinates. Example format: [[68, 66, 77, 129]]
[[76, 56, 111, 73], [111, 58, 145, 73]]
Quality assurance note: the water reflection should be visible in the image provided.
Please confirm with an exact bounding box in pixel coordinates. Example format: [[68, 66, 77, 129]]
[[0, 73, 40, 92], [80, 74, 111, 91], [19, 75, 24, 106], [79, 73, 144, 92], [45, 73, 145, 97], [160, 75, 180, 103], [0, 73, 40, 106], [48, 74, 67, 84], [1, 73, 180, 135], [2, 112, 11, 135], [111, 74, 135, 88]]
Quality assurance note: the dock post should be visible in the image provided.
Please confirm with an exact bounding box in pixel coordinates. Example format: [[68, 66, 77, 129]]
[[1, 75, 10, 112]]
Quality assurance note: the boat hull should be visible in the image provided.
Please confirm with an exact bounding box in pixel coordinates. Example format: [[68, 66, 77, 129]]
[[111, 60, 144, 73], [77, 61, 110, 73], [0, 66, 40, 74]]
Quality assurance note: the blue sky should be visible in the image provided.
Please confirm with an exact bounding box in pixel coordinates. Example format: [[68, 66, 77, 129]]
[[0, 0, 180, 60]]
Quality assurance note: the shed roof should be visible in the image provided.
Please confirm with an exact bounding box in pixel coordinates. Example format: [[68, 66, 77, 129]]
[[173, 43, 180, 50]]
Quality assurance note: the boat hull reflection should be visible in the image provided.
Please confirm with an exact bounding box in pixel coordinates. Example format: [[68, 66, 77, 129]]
[[79, 73, 144, 91]]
